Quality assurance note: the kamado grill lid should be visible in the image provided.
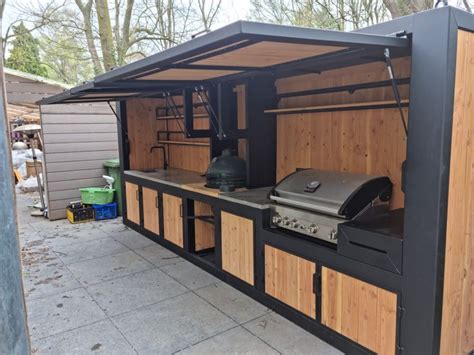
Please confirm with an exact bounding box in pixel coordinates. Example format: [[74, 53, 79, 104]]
[[205, 149, 246, 190], [270, 169, 392, 219]]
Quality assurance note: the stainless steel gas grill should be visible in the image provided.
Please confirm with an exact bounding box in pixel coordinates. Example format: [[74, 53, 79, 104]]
[[269, 169, 393, 244]]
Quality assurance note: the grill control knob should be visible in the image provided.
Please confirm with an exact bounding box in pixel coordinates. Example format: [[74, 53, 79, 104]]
[[329, 229, 337, 240], [290, 219, 299, 228], [308, 224, 319, 234], [272, 214, 282, 224], [283, 217, 291, 226]]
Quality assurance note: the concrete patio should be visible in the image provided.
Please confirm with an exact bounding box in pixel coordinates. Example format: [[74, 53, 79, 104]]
[[17, 193, 341, 354]]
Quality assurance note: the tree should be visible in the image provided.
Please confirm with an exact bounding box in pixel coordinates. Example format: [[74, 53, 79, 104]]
[[5, 22, 48, 77], [250, 0, 388, 30], [12, 0, 224, 83]]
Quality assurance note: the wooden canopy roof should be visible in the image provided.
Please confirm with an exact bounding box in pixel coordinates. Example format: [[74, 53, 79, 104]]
[[39, 21, 410, 105]]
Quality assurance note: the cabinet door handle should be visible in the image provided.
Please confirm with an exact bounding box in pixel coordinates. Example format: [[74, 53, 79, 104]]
[[155, 195, 159, 208], [136, 190, 139, 201], [313, 272, 321, 295], [179, 204, 183, 218]]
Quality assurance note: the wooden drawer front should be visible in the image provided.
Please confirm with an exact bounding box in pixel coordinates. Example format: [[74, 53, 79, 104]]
[[142, 187, 159, 235], [194, 201, 214, 251], [163, 193, 183, 247], [125, 182, 140, 225], [321, 267, 397, 355], [264, 245, 316, 319], [221, 212, 254, 285]]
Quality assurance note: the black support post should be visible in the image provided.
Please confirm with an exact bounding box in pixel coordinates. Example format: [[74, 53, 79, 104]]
[[400, 8, 458, 355], [245, 75, 277, 188]]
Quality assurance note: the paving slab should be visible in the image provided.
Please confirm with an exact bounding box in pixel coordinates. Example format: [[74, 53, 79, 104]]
[[112, 292, 236, 354], [195, 282, 271, 324], [243, 313, 343, 355], [134, 244, 182, 267], [52, 237, 129, 265], [27, 288, 107, 340], [32, 319, 135, 355], [111, 229, 156, 249], [177, 326, 278, 355], [23, 259, 81, 300], [159, 260, 219, 290], [67, 250, 154, 286], [87, 268, 188, 316], [42, 227, 110, 247], [95, 218, 129, 234]]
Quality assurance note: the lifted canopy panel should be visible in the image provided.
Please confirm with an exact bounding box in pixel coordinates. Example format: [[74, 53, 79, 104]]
[[39, 20, 410, 105]]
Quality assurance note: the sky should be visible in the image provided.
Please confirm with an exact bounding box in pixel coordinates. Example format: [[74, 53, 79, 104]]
[[2, 0, 253, 37]]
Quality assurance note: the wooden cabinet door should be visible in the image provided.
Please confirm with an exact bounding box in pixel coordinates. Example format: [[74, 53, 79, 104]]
[[221, 212, 254, 285], [142, 187, 159, 235], [264, 245, 316, 319], [321, 267, 397, 355], [125, 182, 140, 225], [163, 193, 183, 247]]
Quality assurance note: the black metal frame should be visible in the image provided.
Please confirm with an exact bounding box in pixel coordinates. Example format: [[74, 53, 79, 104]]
[[45, 8, 474, 355]]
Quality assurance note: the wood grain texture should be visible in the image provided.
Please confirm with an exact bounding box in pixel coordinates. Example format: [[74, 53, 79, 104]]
[[163, 193, 183, 247], [194, 201, 215, 251], [142, 187, 159, 235], [321, 267, 397, 354], [221, 212, 254, 285], [440, 30, 474, 355], [127, 98, 210, 173], [195, 41, 345, 68], [276, 58, 411, 209], [264, 245, 316, 319], [125, 182, 140, 225]]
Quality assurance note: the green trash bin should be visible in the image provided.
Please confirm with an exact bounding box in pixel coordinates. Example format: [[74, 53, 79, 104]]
[[104, 158, 122, 216]]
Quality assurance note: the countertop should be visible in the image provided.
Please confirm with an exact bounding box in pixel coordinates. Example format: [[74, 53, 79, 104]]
[[125, 169, 272, 209]]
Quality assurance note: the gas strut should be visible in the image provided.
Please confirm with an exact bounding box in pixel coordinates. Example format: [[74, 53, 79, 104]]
[[384, 48, 408, 137], [195, 86, 225, 140]]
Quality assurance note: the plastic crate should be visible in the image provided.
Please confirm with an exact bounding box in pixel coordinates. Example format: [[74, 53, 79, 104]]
[[93, 202, 117, 220], [79, 187, 115, 205], [66, 203, 95, 224]]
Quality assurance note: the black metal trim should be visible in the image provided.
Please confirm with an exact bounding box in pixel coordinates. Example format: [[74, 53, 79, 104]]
[[278, 78, 410, 99]]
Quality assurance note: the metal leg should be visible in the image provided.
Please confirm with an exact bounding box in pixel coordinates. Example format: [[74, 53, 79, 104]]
[[30, 137, 45, 212]]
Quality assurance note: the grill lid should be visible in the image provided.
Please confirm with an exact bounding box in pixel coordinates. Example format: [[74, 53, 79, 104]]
[[270, 169, 392, 219]]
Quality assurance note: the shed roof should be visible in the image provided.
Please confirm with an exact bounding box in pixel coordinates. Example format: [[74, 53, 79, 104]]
[[39, 20, 410, 105]]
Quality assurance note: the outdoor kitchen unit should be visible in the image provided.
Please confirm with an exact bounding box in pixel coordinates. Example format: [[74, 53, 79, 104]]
[[39, 7, 474, 355], [269, 169, 392, 243]]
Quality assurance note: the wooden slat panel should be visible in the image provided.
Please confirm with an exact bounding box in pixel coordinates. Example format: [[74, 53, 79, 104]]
[[264, 245, 316, 319], [47, 169, 106, 182], [42, 132, 118, 144], [195, 41, 345, 68], [125, 182, 140, 225], [45, 150, 118, 163], [41, 113, 116, 124], [321, 267, 397, 354], [127, 98, 210, 173], [221, 212, 254, 285], [163, 193, 183, 247], [40, 103, 114, 114], [276, 58, 410, 209], [46, 160, 107, 173], [142, 187, 159, 235], [43, 141, 118, 154], [42, 123, 117, 134], [138, 68, 240, 81], [440, 29, 474, 355], [48, 177, 106, 192], [194, 201, 214, 251]]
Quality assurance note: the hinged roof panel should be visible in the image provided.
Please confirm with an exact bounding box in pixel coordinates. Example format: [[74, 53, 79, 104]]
[[39, 20, 410, 105]]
